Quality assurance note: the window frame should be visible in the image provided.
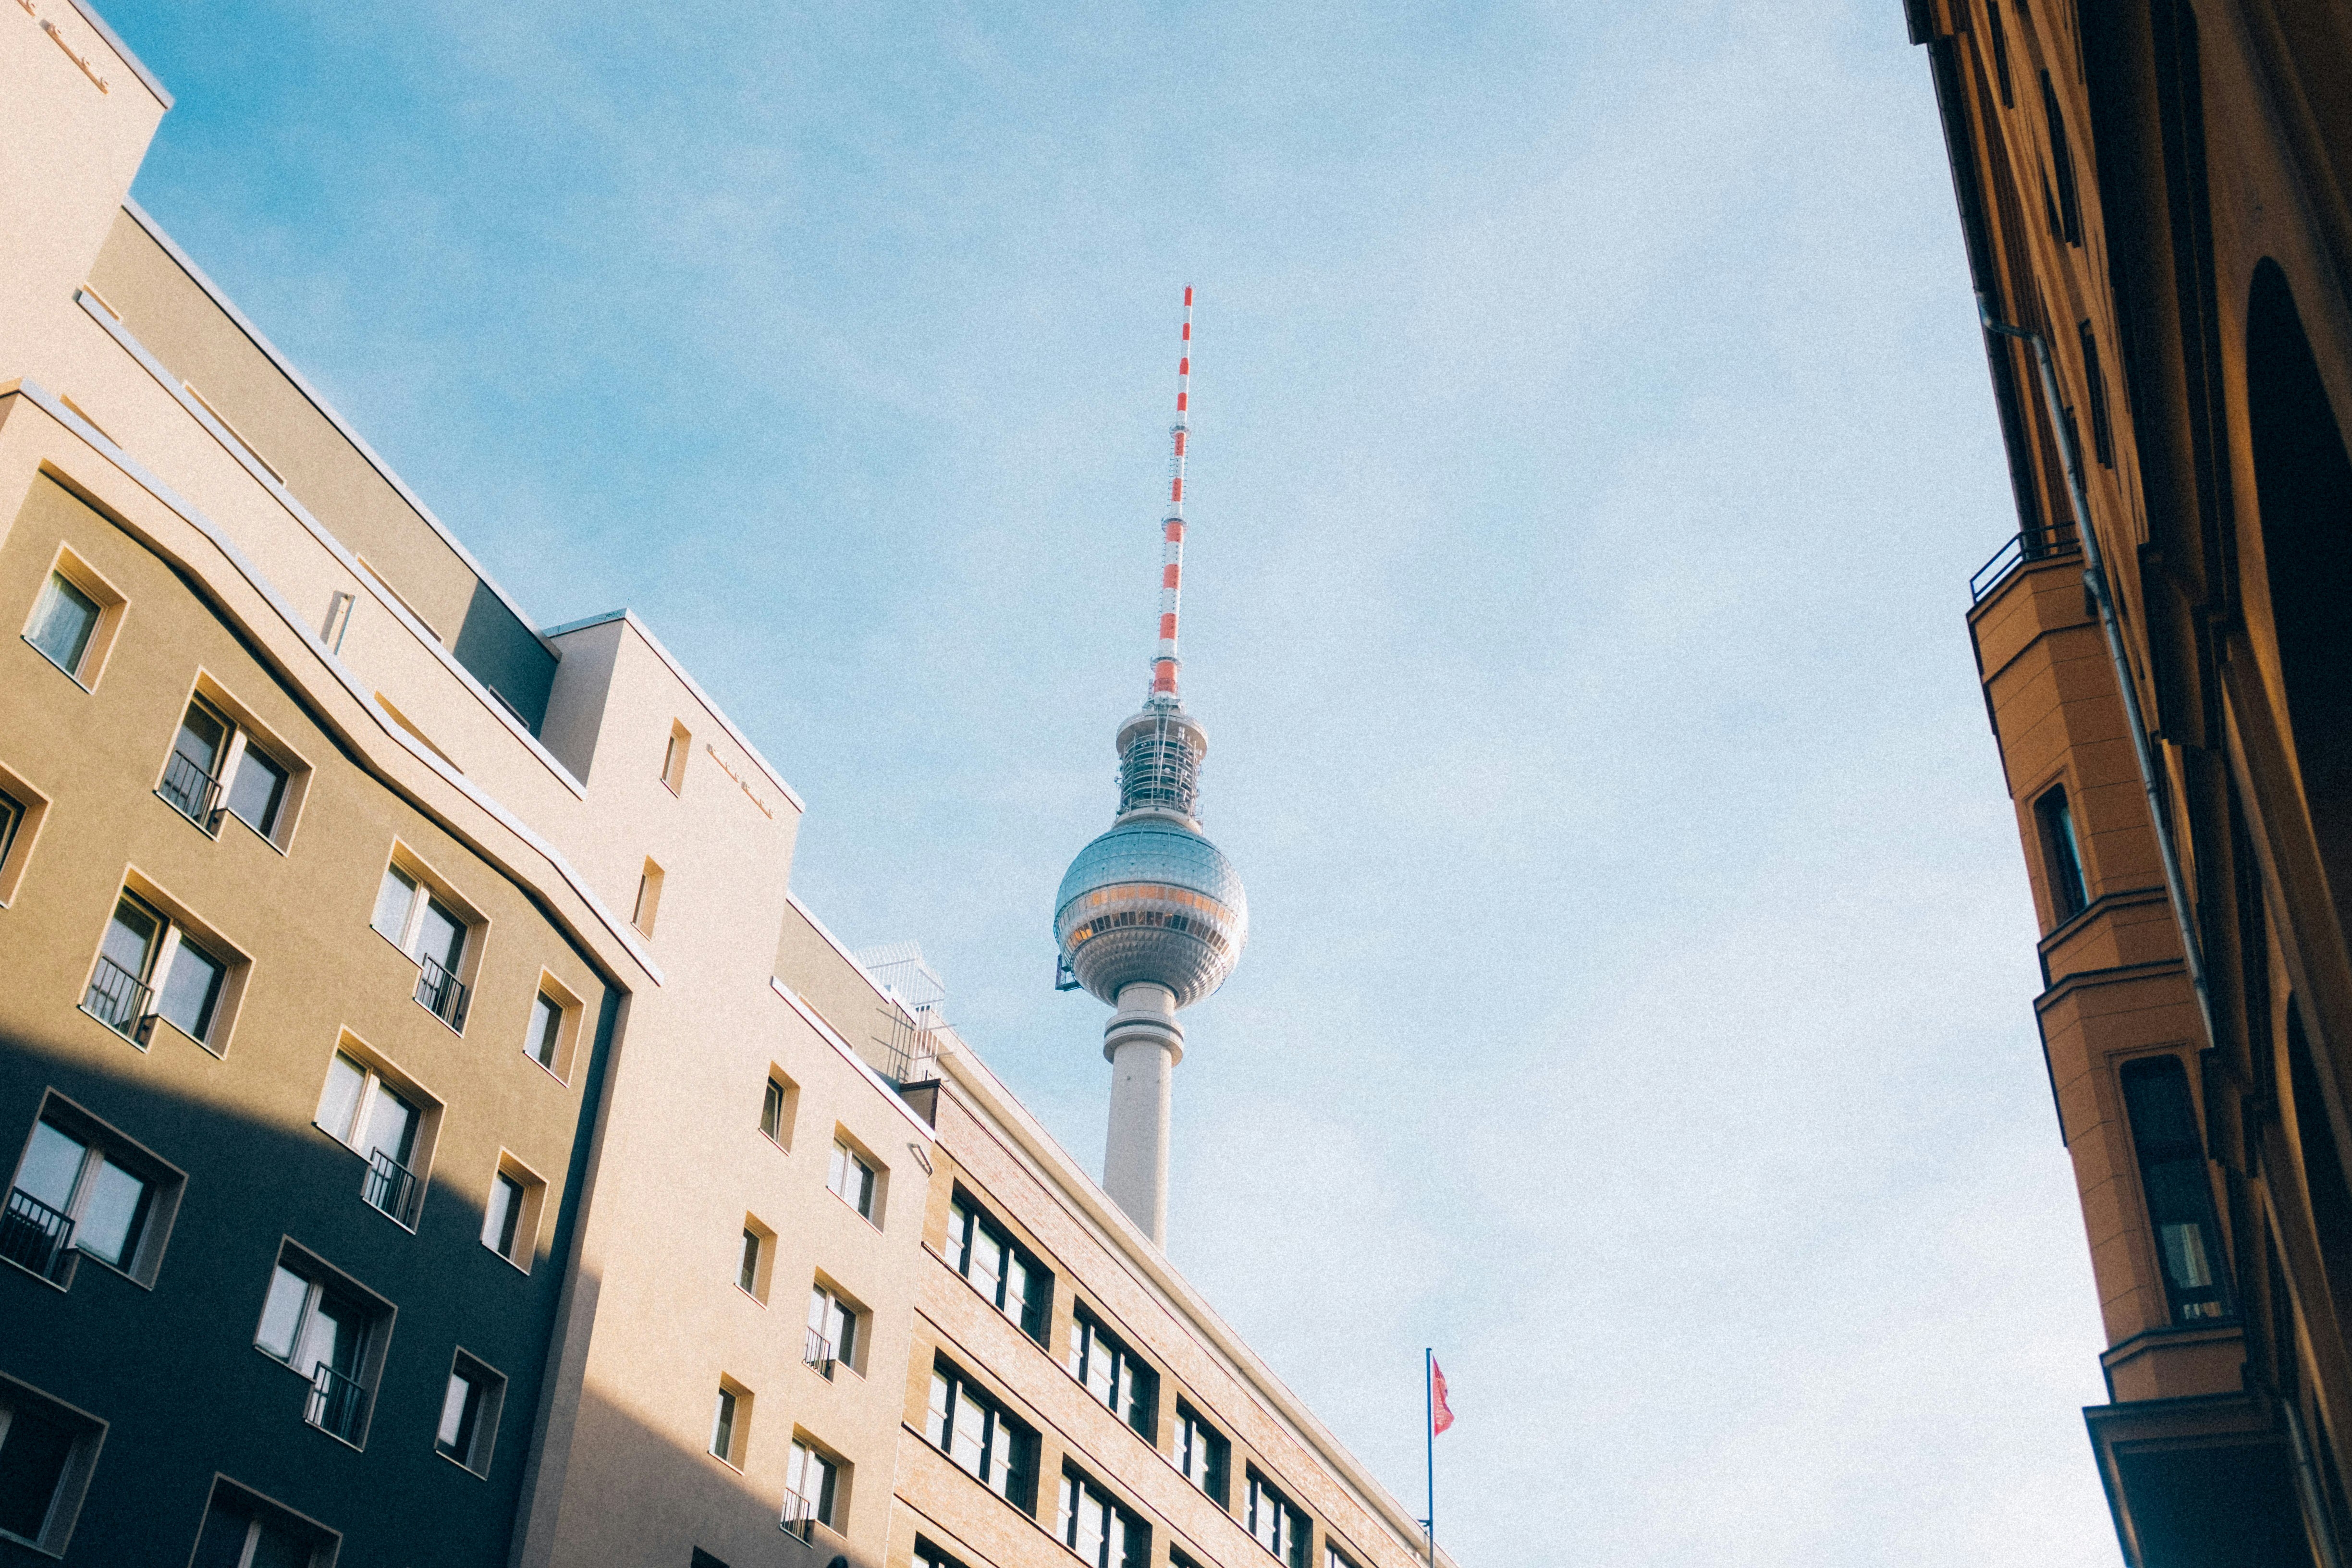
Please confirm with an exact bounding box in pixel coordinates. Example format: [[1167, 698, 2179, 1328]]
[[784, 1434, 846, 1537], [632, 857, 665, 937], [1174, 1400, 1230, 1505], [827, 1133, 884, 1225], [251, 1240, 395, 1452], [368, 845, 484, 1034], [0, 1376, 105, 1558], [2034, 783, 2092, 925], [925, 1357, 1040, 1511], [1068, 1305, 1157, 1438], [79, 874, 250, 1056], [2120, 1053, 2233, 1323], [20, 546, 125, 693], [3, 1093, 185, 1290], [1057, 1461, 1148, 1568], [1245, 1468, 1311, 1568], [807, 1275, 867, 1375], [433, 1350, 507, 1477], [710, 1378, 752, 1470], [311, 1035, 442, 1233], [662, 721, 692, 795], [0, 761, 50, 908], [760, 1068, 798, 1150], [480, 1152, 547, 1271], [735, 1214, 775, 1305], [523, 973, 584, 1083], [189, 1475, 341, 1568]]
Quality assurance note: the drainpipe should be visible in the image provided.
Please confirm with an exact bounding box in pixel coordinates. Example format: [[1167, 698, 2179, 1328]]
[[1980, 299, 2352, 1567], [1977, 297, 2217, 1055]]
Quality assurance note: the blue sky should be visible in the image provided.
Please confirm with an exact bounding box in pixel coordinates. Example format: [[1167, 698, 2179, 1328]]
[[104, 0, 2119, 1561]]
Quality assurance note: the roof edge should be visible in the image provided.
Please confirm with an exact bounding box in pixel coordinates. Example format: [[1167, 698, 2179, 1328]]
[[64, 0, 170, 108]]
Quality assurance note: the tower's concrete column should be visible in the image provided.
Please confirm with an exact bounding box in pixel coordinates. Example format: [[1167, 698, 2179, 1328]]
[[1102, 982, 1183, 1246]]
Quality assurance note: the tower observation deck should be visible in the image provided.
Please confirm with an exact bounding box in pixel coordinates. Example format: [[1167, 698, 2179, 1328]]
[[1054, 287, 1248, 1246]]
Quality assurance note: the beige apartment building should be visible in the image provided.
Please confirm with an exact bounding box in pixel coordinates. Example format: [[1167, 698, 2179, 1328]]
[[0, 6, 1458, 1568]]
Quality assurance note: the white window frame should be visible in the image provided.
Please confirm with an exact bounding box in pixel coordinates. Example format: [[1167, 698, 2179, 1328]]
[[827, 1136, 881, 1223]]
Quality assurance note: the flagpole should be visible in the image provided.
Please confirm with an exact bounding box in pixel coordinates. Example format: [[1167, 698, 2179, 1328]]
[[1424, 1347, 1435, 1568]]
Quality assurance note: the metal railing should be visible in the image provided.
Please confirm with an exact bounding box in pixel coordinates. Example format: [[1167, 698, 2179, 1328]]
[[0, 1189, 75, 1283], [158, 749, 224, 829], [804, 1328, 837, 1379], [1969, 524, 2082, 603], [81, 957, 154, 1038], [780, 1490, 818, 1541], [363, 1150, 420, 1227], [415, 957, 469, 1031], [305, 1362, 368, 1444]]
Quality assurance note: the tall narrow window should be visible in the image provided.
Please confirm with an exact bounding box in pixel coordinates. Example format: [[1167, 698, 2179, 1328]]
[[2035, 785, 2090, 922], [709, 1383, 748, 1467], [2122, 1056, 2230, 1322], [0, 1398, 82, 1551], [662, 723, 691, 794], [2079, 320, 2115, 467], [254, 1251, 383, 1446], [372, 857, 473, 1029], [527, 991, 564, 1072], [315, 1050, 431, 1227], [632, 859, 664, 937], [808, 1282, 859, 1372], [24, 572, 99, 681], [83, 894, 160, 1036], [946, 1192, 1052, 1341], [784, 1439, 841, 1535], [486, 1174, 526, 1260], [0, 789, 22, 877], [1984, 0, 2012, 107], [435, 1354, 505, 1475], [1246, 1471, 1309, 1568], [225, 745, 291, 839], [761, 1074, 792, 1146], [2041, 72, 2082, 245], [159, 698, 230, 828], [154, 935, 228, 1044]]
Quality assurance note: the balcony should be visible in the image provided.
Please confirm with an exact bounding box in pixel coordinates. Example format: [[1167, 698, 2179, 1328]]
[[0, 1189, 74, 1283], [80, 957, 153, 1039], [305, 1362, 368, 1445], [1969, 524, 2082, 603], [415, 957, 468, 1031], [779, 1491, 817, 1542], [362, 1150, 420, 1228], [157, 749, 223, 831], [804, 1328, 837, 1380]]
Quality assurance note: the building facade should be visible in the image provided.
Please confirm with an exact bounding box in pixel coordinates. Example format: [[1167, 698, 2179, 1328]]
[[0, 7, 1454, 1568], [1909, 0, 2352, 1562]]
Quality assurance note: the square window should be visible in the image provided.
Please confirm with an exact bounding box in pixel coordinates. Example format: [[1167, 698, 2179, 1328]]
[[24, 571, 98, 678], [2, 1097, 184, 1288], [82, 880, 248, 1053]]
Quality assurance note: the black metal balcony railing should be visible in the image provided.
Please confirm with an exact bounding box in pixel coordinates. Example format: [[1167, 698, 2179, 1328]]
[[158, 749, 224, 829], [81, 957, 154, 1038], [305, 1362, 368, 1444], [780, 1490, 818, 1541], [1970, 523, 2083, 603], [804, 1328, 837, 1379], [415, 957, 468, 1031], [0, 1189, 75, 1283], [363, 1150, 420, 1227]]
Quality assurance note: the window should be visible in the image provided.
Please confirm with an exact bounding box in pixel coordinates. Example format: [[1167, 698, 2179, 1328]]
[[760, 1070, 797, 1148], [2079, 320, 2115, 468], [24, 571, 99, 679], [1172, 1552, 1204, 1568], [2123, 1056, 2230, 1323], [0, 765, 48, 907], [691, 1552, 731, 1568], [926, 1360, 1038, 1509], [0, 1381, 101, 1554], [784, 1437, 843, 1537], [709, 1383, 747, 1468], [1068, 1308, 1156, 1437], [1984, 0, 2012, 107], [807, 1279, 862, 1374], [633, 858, 665, 937], [316, 1047, 436, 1229], [2035, 785, 2090, 922], [525, 986, 571, 1076], [915, 1540, 971, 1568], [435, 1352, 506, 1475], [1246, 1471, 1309, 1568], [481, 1157, 546, 1269], [255, 1248, 389, 1447], [2041, 72, 2082, 246], [22, 551, 122, 690], [82, 893, 159, 1038], [371, 854, 475, 1029], [737, 1216, 778, 1304], [1057, 1465, 1147, 1568], [1326, 1548, 1359, 1568], [1175, 1402, 1229, 1504], [188, 1479, 336, 1568], [159, 697, 231, 829], [662, 722, 691, 794], [3, 1105, 181, 1286], [226, 744, 292, 839], [828, 1137, 880, 1222], [947, 1190, 1051, 1341]]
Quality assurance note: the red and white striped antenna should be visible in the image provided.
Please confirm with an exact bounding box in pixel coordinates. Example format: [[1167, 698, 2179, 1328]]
[[1150, 285, 1194, 701]]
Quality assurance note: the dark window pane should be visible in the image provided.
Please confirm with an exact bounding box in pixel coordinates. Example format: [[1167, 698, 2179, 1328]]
[[0, 1402, 75, 1542], [174, 703, 227, 776], [26, 574, 98, 676], [157, 940, 227, 1040]]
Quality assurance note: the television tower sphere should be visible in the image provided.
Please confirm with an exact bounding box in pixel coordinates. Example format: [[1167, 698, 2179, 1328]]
[[1054, 714, 1249, 1011]]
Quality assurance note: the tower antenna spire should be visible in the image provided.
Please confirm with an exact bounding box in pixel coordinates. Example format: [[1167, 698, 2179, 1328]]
[[1151, 284, 1193, 701]]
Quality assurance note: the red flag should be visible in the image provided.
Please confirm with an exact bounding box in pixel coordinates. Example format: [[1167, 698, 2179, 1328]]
[[1430, 1358, 1455, 1435]]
